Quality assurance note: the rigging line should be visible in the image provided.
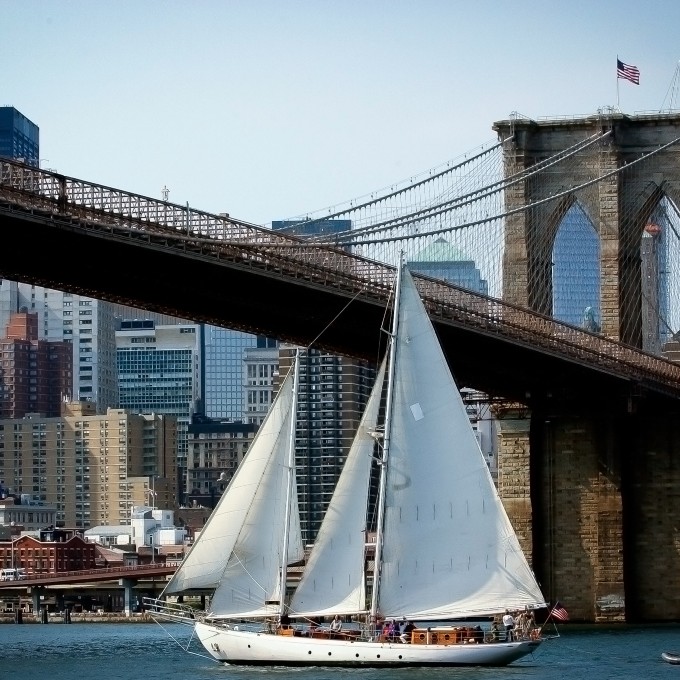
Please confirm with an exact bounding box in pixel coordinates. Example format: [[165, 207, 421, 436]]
[[293, 141, 505, 228], [230, 553, 269, 596], [349, 134, 680, 246], [152, 619, 217, 662], [306, 286, 370, 350], [313, 131, 612, 244]]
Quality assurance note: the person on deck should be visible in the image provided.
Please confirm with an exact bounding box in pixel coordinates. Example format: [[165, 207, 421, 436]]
[[502, 610, 515, 641], [400, 620, 416, 643], [330, 614, 342, 636]]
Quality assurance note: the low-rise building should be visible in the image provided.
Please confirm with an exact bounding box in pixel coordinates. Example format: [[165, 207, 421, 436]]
[[0, 527, 96, 574]]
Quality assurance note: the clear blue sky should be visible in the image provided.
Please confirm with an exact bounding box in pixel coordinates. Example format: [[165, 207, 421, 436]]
[[3, 0, 680, 225]]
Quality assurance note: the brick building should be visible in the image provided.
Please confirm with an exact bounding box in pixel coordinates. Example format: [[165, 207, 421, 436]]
[[0, 527, 96, 574], [0, 311, 72, 418]]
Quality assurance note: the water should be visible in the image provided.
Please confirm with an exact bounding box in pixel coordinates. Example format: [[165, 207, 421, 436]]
[[2, 622, 680, 680]]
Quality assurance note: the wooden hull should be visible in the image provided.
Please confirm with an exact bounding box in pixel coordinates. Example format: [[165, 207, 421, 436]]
[[194, 621, 542, 667]]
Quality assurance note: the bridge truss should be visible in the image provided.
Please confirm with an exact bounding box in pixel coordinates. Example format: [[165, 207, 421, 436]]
[[1, 122, 680, 400]]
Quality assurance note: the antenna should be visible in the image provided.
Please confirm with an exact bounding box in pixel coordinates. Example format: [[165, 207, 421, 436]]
[[660, 60, 680, 112]]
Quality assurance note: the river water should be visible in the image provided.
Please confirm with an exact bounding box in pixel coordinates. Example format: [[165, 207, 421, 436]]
[[2, 622, 680, 680]]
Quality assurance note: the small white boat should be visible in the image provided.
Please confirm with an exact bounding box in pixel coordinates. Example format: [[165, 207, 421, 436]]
[[662, 651, 680, 664], [148, 259, 548, 667]]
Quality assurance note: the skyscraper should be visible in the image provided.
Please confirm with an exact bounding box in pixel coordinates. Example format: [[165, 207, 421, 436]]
[[271, 219, 376, 542], [0, 311, 71, 418], [0, 283, 188, 412], [201, 325, 261, 420], [242, 337, 280, 425], [411, 238, 489, 294], [0, 106, 39, 165], [277, 347, 376, 544], [552, 203, 601, 330], [116, 320, 202, 501]]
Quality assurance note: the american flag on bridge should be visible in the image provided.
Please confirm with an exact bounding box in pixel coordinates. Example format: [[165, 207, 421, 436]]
[[617, 59, 640, 85]]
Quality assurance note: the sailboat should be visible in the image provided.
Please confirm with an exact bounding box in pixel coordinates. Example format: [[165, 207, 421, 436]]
[[147, 259, 548, 666]]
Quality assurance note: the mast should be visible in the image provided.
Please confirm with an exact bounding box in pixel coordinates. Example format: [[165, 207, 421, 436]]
[[369, 257, 403, 622], [278, 349, 299, 618]]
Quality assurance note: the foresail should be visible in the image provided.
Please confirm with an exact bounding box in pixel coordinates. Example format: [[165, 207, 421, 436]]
[[163, 367, 303, 608], [377, 267, 545, 620], [289, 360, 387, 618]]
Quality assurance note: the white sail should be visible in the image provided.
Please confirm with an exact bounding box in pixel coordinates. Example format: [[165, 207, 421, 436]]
[[289, 360, 387, 618], [163, 365, 303, 619], [377, 266, 546, 620]]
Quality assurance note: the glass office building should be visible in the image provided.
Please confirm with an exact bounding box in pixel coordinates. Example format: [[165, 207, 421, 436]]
[[201, 326, 266, 420], [552, 204, 601, 330], [0, 106, 39, 165], [411, 238, 489, 294], [116, 321, 201, 502]]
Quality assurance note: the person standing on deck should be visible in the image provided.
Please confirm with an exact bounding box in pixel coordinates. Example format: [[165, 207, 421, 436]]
[[502, 610, 515, 641]]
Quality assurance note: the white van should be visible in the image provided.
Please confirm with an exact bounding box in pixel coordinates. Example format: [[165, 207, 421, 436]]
[[0, 568, 18, 581]]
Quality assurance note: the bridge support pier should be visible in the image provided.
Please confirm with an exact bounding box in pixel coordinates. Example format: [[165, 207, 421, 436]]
[[31, 587, 45, 616], [495, 406, 534, 558], [498, 409, 626, 622], [120, 579, 135, 617], [540, 415, 625, 623]]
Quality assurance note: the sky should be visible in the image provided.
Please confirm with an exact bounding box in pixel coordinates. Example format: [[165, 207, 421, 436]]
[[3, 0, 680, 226]]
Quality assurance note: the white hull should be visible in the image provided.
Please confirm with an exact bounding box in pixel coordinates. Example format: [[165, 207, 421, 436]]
[[195, 622, 541, 667]]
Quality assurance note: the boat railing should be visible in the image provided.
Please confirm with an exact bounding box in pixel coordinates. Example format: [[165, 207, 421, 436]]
[[142, 597, 199, 625]]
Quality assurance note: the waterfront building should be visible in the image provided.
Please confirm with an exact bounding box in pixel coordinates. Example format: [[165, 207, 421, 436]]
[[129, 505, 186, 555], [0, 106, 39, 166], [0, 527, 96, 575], [0, 311, 72, 418], [185, 415, 256, 508], [0, 401, 177, 528], [461, 390, 499, 480]]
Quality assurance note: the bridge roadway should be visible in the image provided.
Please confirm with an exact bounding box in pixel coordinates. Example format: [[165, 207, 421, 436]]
[[0, 563, 175, 589], [0, 563, 176, 615], [2, 159, 680, 414]]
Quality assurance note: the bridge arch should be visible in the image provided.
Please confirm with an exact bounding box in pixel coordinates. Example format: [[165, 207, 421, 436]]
[[494, 112, 680, 350]]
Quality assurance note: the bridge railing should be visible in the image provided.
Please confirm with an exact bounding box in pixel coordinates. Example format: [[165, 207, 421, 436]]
[[0, 159, 298, 245], [0, 562, 175, 586], [3, 159, 680, 395]]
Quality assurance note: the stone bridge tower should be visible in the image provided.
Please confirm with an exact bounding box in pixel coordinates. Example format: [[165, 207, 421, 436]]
[[493, 112, 680, 347], [491, 113, 680, 624]]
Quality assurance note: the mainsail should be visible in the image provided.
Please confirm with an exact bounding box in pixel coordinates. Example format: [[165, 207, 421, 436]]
[[162, 363, 303, 619], [376, 265, 546, 620], [289, 360, 387, 618]]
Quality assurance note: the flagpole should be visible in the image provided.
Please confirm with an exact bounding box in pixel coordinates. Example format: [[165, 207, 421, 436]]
[[616, 55, 620, 110], [538, 602, 564, 639]]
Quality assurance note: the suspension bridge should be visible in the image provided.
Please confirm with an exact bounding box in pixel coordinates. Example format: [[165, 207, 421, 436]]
[[1, 111, 680, 406], [2, 110, 680, 623]]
